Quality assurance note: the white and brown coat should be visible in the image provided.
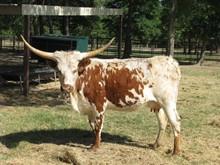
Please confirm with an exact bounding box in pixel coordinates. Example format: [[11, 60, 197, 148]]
[[21, 36, 181, 155]]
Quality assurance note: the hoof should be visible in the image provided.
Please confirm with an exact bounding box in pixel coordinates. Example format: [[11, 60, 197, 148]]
[[165, 149, 180, 155], [89, 144, 99, 151], [172, 149, 180, 155], [148, 143, 160, 149]]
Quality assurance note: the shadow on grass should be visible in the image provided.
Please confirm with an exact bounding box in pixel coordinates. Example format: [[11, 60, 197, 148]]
[[0, 83, 63, 107], [0, 128, 148, 149]]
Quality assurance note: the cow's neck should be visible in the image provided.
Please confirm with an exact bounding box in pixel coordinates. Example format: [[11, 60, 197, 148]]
[[70, 92, 79, 112]]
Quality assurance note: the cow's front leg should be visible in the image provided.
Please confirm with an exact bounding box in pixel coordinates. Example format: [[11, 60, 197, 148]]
[[154, 108, 168, 148], [88, 112, 104, 151]]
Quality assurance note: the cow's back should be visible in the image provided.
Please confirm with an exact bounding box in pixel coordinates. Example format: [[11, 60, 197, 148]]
[[145, 56, 181, 82]]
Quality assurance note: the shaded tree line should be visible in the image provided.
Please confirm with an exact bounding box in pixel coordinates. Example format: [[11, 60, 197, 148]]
[[0, 0, 219, 58]]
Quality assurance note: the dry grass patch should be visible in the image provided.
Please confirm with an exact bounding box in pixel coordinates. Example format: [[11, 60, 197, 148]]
[[209, 117, 220, 127]]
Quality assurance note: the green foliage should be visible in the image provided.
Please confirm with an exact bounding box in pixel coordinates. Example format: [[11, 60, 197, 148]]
[[105, 0, 163, 43], [134, 0, 163, 43], [0, 16, 23, 37], [0, 0, 219, 52], [175, 0, 220, 45]]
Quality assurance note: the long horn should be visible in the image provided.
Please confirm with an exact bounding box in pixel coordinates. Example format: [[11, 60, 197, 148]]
[[20, 35, 55, 60], [86, 38, 115, 58]]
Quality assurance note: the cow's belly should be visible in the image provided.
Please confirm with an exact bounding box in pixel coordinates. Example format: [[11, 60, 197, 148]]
[[106, 100, 148, 111], [70, 87, 160, 114], [106, 87, 159, 111]]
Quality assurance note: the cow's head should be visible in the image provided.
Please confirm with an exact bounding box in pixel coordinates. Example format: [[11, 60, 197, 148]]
[[20, 35, 114, 94]]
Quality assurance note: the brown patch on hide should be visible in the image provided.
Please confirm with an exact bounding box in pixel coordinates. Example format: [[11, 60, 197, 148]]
[[148, 63, 153, 69], [76, 64, 106, 112], [77, 58, 91, 75], [105, 64, 145, 107], [149, 84, 153, 88], [143, 80, 149, 86]]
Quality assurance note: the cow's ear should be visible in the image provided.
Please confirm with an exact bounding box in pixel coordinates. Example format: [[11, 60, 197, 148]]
[[46, 60, 57, 69], [77, 58, 91, 75]]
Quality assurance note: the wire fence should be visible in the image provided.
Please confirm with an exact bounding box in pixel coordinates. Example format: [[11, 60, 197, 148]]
[[0, 35, 215, 65]]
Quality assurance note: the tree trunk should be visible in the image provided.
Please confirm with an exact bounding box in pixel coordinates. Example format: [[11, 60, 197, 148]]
[[123, 0, 134, 58], [32, 17, 38, 35], [197, 33, 207, 65], [38, 0, 46, 35], [45, 0, 53, 34], [188, 35, 192, 54], [183, 36, 187, 54], [167, 0, 177, 57], [214, 38, 220, 53], [217, 45, 220, 53], [62, 17, 69, 35], [62, 0, 69, 35], [48, 16, 53, 34], [39, 16, 44, 35]]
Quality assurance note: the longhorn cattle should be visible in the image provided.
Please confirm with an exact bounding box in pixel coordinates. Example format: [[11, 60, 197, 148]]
[[21, 35, 181, 155]]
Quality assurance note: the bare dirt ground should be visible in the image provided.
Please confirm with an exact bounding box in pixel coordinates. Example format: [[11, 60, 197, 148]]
[[0, 52, 220, 164]]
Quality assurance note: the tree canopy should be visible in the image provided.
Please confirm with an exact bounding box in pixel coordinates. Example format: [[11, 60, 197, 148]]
[[0, 0, 219, 57]]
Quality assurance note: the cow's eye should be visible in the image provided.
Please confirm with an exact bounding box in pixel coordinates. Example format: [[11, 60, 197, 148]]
[[73, 70, 77, 74]]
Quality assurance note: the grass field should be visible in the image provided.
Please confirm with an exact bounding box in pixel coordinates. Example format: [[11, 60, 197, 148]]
[[0, 54, 220, 164]]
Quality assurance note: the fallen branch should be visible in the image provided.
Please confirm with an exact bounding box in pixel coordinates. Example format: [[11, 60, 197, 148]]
[[196, 51, 206, 66]]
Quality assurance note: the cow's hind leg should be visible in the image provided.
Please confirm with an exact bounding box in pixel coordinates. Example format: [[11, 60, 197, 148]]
[[153, 108, 168, 148], [88, 112, 104, 151], [163, 102, 181, 155]]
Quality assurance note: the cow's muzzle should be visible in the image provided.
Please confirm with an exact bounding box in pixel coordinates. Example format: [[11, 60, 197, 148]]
[[62, 84, 74, 93]]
